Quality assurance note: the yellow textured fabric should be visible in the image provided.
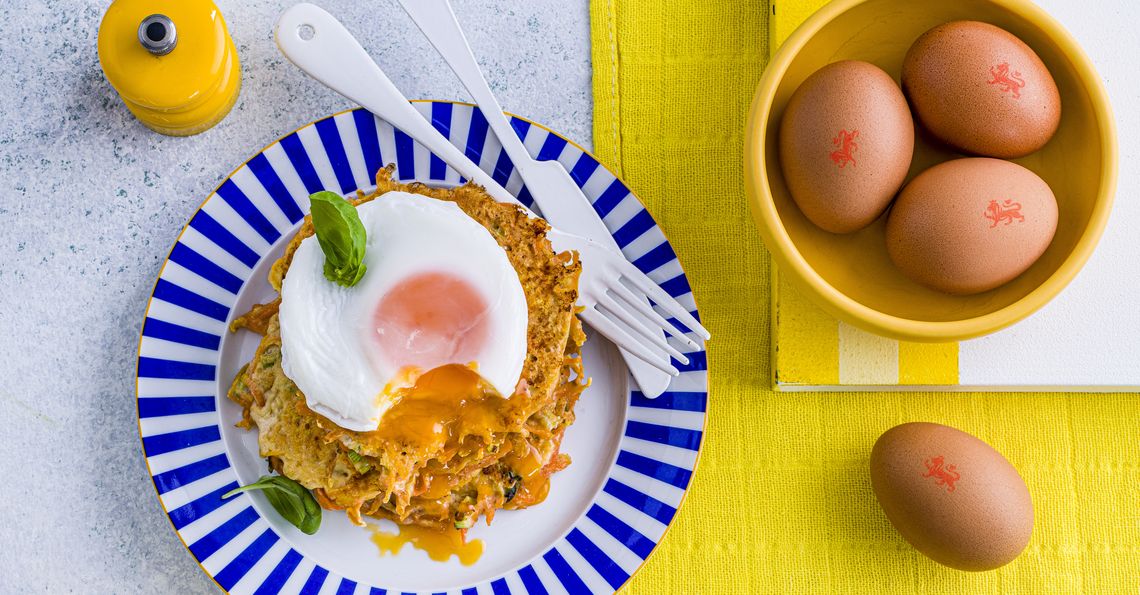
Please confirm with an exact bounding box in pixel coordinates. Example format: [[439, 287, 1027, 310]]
[[590, 0, 1140, 591]]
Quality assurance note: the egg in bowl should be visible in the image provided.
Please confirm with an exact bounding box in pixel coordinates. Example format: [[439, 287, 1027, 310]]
[[226, 165, 587, 533]]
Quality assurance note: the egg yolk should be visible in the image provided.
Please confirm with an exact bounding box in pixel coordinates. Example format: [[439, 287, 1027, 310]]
[[372, 271, 491, 373], [368, 363, 505, 453]]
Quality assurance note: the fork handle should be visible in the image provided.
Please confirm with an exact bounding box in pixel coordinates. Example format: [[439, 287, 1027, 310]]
[[396, 0, 533, 171], [274, 3, 520, 207], [397, 0, 611, 241]]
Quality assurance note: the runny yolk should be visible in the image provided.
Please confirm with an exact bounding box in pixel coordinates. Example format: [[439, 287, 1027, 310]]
[[366, 363, 505, 453], [372, 271, 490, 374]]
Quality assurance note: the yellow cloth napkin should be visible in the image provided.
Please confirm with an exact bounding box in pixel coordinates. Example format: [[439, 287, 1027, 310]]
[[590, 0, 1140, 591]]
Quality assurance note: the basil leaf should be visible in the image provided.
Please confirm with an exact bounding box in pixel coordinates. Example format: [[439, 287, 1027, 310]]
[[309, 191, 368, 287], [223, 475, 322, 535]]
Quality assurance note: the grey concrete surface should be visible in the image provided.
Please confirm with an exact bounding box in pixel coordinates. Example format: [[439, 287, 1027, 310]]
[[0, 1, 591, 592]]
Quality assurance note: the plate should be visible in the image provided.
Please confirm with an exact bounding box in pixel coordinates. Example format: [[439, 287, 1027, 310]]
[[135, 102, 707, 594]]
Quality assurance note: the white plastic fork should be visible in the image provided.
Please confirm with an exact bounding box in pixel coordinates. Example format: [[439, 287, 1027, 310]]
[[274, 3, 709, 376], [395, 0, 709, 398]]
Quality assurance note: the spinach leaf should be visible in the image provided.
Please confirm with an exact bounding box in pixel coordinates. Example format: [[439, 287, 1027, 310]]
[[223, 475, 322, 535], [309, 191, 367, 287]]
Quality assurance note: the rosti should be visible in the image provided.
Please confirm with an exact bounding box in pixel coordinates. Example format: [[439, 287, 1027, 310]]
[[227, 165, 588, 532]]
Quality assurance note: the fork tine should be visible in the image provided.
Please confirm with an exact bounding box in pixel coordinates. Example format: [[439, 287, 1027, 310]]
[[586, 308, 680, 376], [619, 263, 711, 340], [597, 296, 690, 365], [607, 282, 700, 349]]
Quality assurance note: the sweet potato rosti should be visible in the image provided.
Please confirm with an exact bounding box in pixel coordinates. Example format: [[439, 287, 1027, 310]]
[[227, 165, 587, 531]]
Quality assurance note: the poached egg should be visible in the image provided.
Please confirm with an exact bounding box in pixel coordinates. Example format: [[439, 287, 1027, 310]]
[[278, 191, 528, 432]]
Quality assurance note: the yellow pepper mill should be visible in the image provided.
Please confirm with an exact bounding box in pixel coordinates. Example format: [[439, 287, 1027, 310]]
[[98, 0, 241, 136]]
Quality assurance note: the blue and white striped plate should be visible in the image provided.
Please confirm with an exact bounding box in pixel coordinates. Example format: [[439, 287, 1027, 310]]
[[136, 102, 707, 594]]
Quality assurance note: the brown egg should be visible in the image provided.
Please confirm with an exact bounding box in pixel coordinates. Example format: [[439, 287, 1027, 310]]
[[779, 60, 914, 233], [902, 21, 1061, 158], [886, 158, 1057, 294], [870, 422, 1033, 571]]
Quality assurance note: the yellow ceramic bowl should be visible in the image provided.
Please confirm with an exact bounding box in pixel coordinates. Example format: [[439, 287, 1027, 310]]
[[745, 0, 1116, 342]]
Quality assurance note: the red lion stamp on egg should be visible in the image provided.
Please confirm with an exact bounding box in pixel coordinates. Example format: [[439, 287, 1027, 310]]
[[922, 455, 961, 493], [829, 129, 859, 168], [984, 199, 1025, 227], [988, 62, 1026, 99]]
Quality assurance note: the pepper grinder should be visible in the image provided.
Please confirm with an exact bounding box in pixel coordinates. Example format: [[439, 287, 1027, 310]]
[[98, 0, 241, 136]]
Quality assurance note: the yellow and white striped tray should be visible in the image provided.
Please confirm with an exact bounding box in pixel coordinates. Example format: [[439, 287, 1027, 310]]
[[774, 269, 959, 389]]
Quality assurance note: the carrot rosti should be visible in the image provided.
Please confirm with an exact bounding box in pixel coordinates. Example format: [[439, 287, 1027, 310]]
[[227, 165, 588, 532]]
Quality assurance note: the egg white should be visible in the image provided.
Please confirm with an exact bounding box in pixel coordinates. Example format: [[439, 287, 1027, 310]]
[[278, 191, 529, 432]]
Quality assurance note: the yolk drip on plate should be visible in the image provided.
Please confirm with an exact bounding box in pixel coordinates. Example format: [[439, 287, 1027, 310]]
[[368, 522, 484, 566]]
